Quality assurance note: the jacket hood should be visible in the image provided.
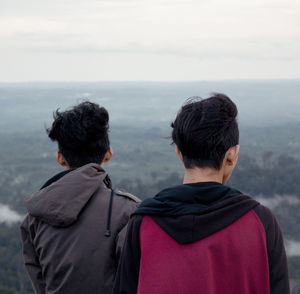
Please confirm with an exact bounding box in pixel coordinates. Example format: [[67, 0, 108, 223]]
[[134, 182, 259, 244], [134, 182, 243, 216], [25, 163, 108, 227]]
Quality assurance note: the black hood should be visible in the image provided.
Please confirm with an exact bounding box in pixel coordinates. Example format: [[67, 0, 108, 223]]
[[134, 182, 259, 244], [134, 182, 244, 216], [40, 169, 74, 190]]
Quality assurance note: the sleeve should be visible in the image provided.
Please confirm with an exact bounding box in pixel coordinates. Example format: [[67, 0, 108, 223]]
[[20, 216, 46, 294], [254, 205, 290, 294], [115, 224, 128, 263], [115, 197, 141, 263], [113, 215, 144, 294]]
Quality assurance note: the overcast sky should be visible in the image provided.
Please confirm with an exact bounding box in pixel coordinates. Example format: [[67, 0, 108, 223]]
[[1, 0, 299, 81]]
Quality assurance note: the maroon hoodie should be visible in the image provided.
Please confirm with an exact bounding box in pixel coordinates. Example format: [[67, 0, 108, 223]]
[[113, 182, 290, 294]]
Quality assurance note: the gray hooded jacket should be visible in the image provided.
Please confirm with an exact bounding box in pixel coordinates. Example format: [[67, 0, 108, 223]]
[[20, 163, 140, 294]]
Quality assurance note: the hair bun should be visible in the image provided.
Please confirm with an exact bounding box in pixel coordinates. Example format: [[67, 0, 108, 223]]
[[213, 93, 238, 121]]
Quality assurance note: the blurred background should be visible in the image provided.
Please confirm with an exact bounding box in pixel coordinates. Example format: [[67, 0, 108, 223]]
[[0, 0, 300, 293]]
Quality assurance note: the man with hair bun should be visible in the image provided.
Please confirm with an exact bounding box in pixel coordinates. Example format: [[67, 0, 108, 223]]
[[20, 101, 140, 294], [114, 94, 289, 294]]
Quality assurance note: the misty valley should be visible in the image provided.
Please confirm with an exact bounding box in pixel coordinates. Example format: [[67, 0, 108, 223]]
[[0, 81, 299, 293]]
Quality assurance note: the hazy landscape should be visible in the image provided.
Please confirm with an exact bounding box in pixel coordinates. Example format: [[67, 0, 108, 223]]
[[0, 80, 299, 293]]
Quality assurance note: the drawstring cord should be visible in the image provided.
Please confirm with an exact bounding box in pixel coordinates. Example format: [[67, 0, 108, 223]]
[[104, 189, 114, 237]]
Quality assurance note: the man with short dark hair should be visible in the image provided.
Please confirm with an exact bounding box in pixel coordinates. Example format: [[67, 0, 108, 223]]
[[113, 94, 290, 294], [20, 101, 140, 294]]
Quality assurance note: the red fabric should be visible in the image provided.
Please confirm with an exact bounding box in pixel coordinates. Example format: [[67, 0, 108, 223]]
[[138, 210, 270, 294]]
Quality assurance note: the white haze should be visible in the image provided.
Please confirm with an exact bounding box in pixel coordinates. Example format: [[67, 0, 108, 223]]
[[286, 240, 300, 257], [0, 204, 23, 225], [256, 195, 300, 210]]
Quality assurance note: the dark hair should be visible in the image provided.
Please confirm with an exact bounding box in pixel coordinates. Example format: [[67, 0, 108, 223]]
[[47, 101, 110, 167], [171, 93, 239, 170]]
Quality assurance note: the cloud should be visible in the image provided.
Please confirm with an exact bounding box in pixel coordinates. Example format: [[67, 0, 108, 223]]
[[1, 0, 300, 80], [2, 0, 299, 61], [0, 204, 23, 225], [286, 240, 300, 257], [7, 29, 298, 63], [256, 195, 300, 210]]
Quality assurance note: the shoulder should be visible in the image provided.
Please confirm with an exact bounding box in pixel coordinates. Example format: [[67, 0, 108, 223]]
[[20, 213, 35, 228], [114, 189, 141, 204], [126, 215, 145, 234], [253, 203, 277, 227], [253, 203, 283, 242], [20, 213, 38, 240]]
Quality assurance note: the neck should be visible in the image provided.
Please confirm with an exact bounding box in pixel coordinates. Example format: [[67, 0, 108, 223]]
[[183, 166, 223, 184]]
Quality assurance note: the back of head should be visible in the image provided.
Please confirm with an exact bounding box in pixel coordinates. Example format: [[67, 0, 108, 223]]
[[47, 101, 109, 168], [171, 93, 239, 170]]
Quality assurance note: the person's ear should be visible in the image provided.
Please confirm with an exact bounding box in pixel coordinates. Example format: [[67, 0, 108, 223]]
[[103, 147, 113, 163], [56, 151, 70, 169], [225, 145, 240, 167], [175, 146, 184, 164], [222, 145, 240, 184]]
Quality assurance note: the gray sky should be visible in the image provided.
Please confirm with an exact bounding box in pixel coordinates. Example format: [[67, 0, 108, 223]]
[[1, 0, 300, 81]]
